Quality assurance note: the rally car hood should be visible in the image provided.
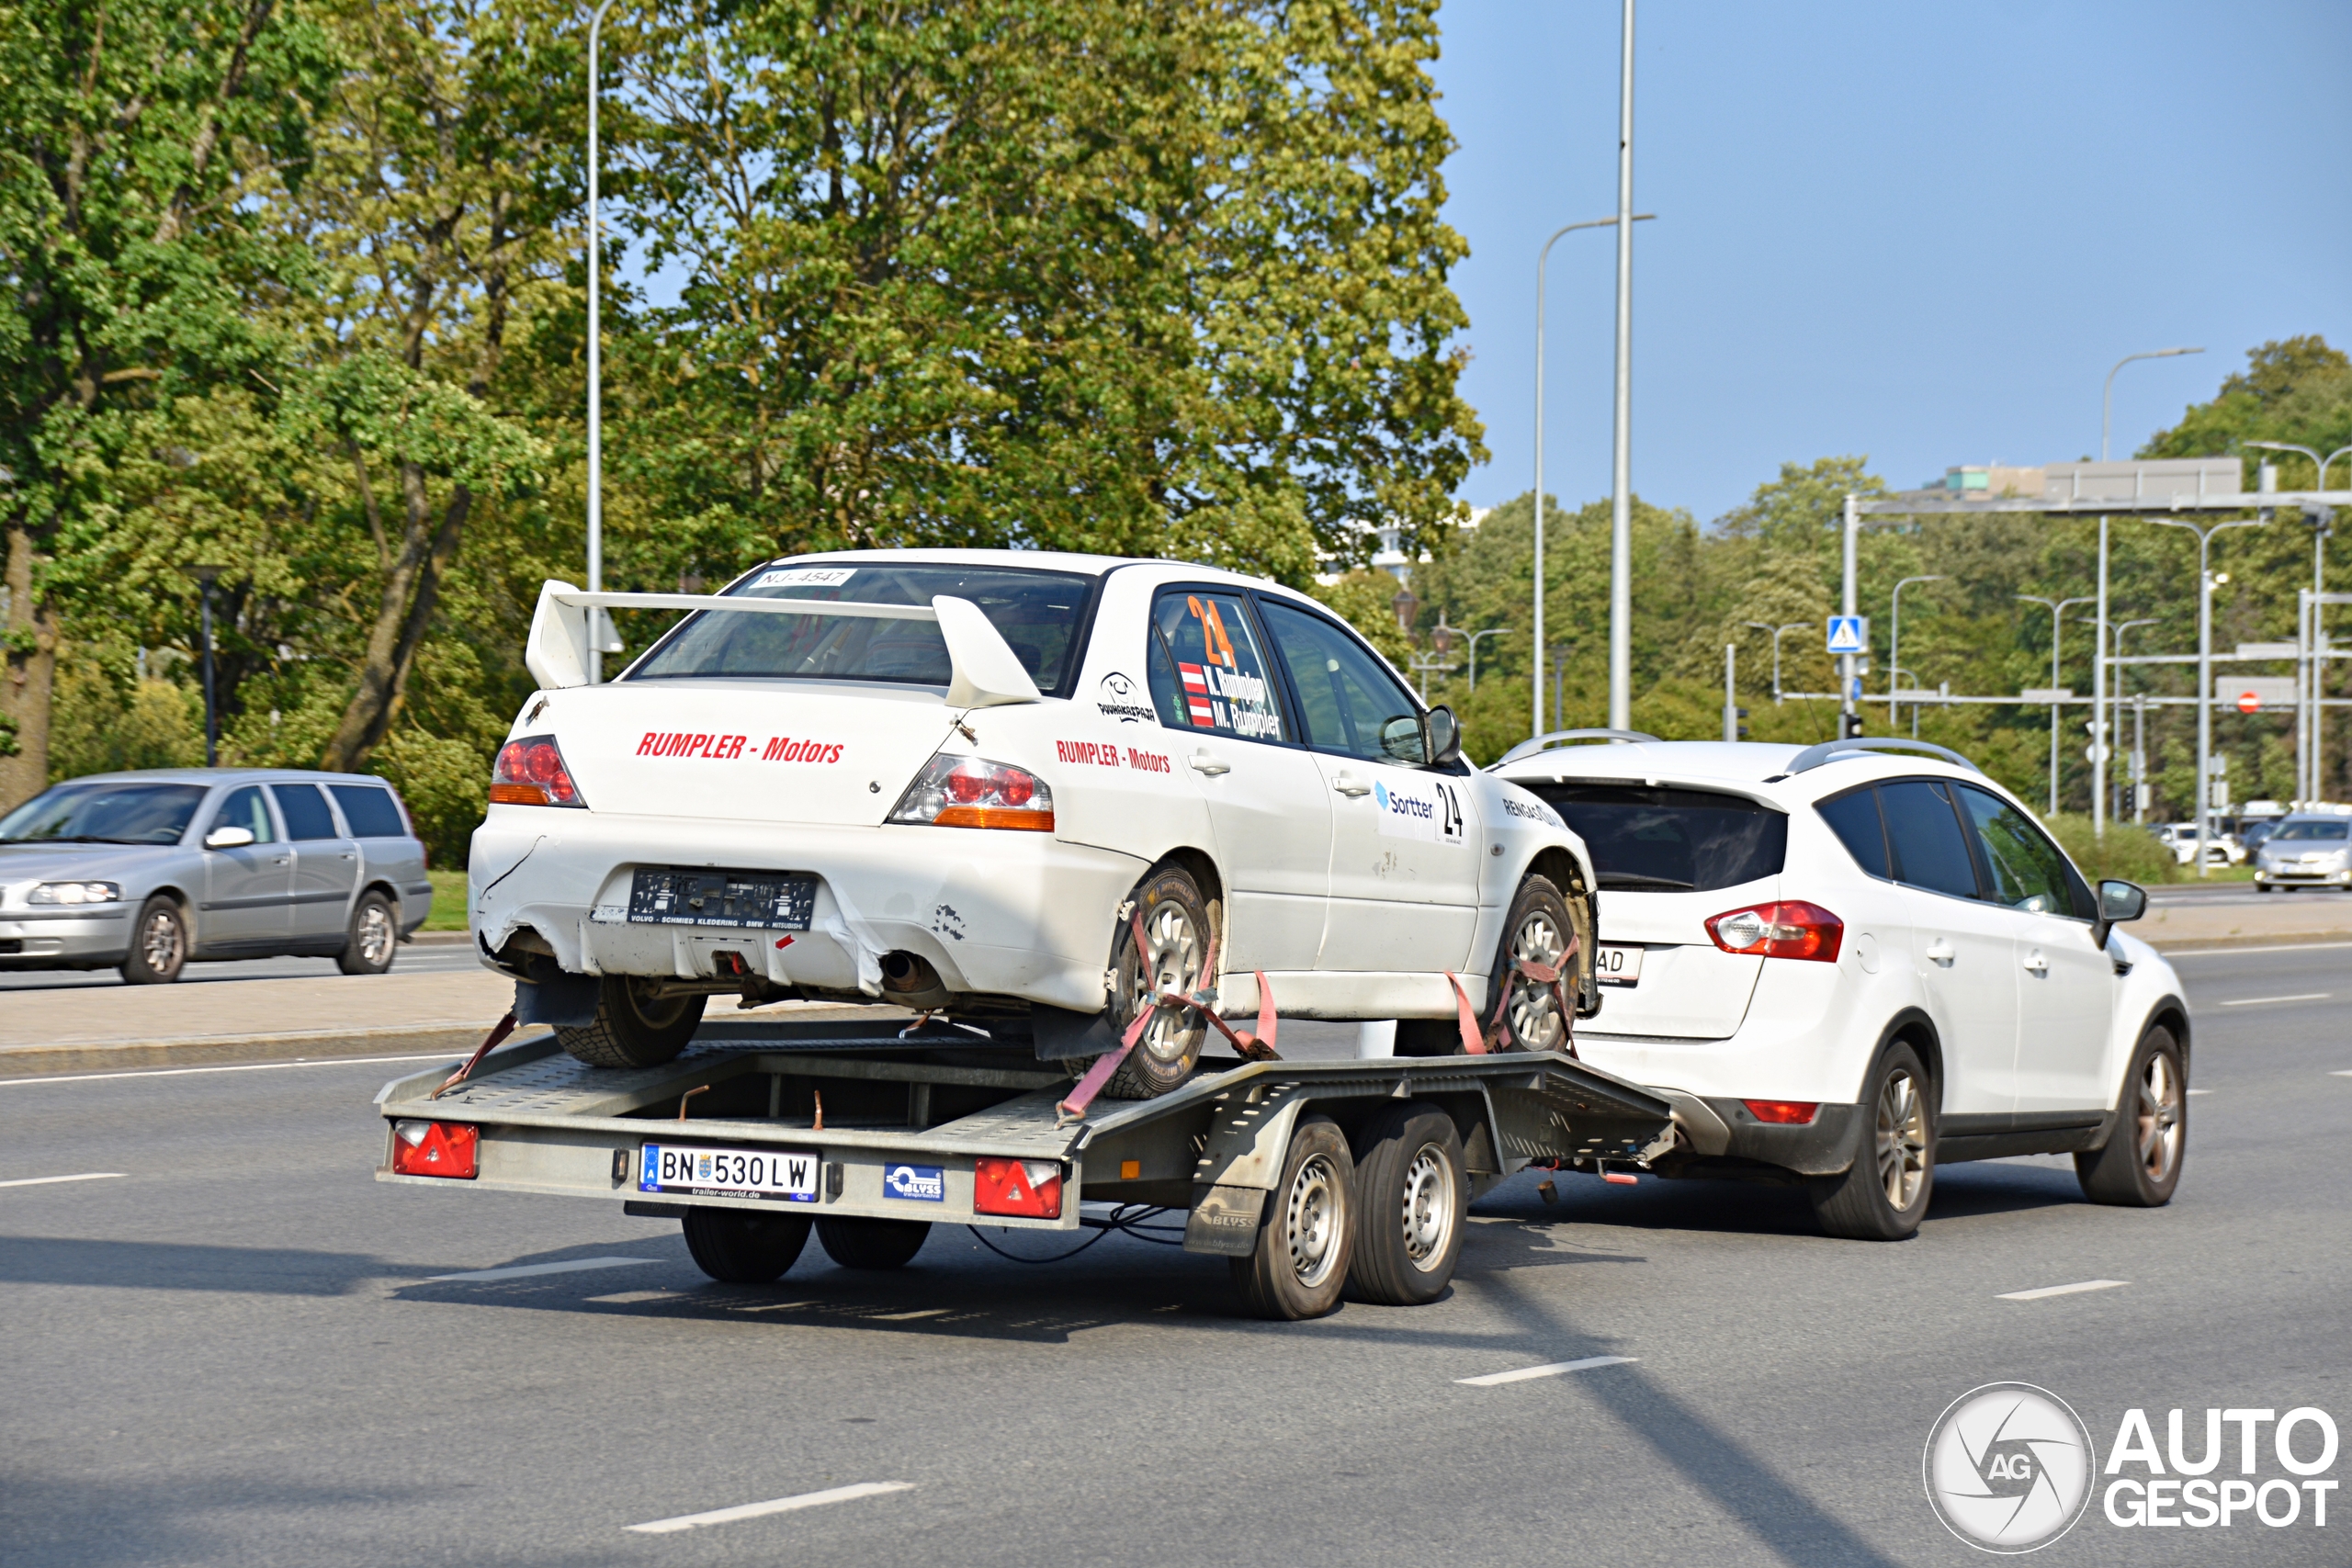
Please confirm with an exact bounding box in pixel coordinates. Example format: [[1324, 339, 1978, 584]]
[[517, 680, 965, 827]]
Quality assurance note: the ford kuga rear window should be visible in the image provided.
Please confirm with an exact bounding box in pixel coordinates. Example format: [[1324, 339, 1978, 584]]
[[1525, 783, 1787, 892], [625, 563, 1091, 693]]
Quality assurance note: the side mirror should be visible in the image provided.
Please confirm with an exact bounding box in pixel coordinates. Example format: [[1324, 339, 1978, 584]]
[[204, 826, 255, 851], [1423, 706, 1464, 769], [1378, 714, 1427, 765], [2099, 879, 2147, 923]]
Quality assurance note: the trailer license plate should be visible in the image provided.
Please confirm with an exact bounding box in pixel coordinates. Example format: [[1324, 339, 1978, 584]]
[[1595, 944, 1643, 987], [628, 867, 817, 931], [639, 1143, 820, 1202]]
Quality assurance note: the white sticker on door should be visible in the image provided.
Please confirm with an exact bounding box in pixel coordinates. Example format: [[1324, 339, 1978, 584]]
[[1372, 777, 1465, 845]]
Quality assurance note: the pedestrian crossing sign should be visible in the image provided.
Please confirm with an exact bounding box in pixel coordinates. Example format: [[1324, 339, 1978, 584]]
[[1826, 615, 1868, 655]]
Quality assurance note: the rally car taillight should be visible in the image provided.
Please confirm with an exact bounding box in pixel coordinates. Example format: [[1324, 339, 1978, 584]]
[[1704, 899, 1843, 963], [491, 735, 586, 807], [391, 1120, 479, 1179], [888, 756, 1055, 831], [973, 1157, 1063, 1218]]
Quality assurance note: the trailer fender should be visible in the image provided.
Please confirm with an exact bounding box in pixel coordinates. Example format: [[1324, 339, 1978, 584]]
[[1181, 1082, 1310, 1257]]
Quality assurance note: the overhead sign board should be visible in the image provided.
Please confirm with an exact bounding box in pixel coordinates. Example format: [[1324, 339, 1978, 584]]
[[2020, 688, 2075, 703], [2217, 677, 2297, 713], [1826, 615, 1869, 655]]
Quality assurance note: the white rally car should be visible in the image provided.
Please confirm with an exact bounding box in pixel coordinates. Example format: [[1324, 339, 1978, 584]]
[[1489, 732, 2188, 1238], [471, 550, 1600, 1096]]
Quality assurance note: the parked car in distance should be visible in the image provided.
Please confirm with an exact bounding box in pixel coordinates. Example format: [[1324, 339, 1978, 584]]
[[1487, 731, 2184, 1241], [0, 769, 432, 983], [2153, 821, 2241, 866], [2253, 813, 2352, 892]]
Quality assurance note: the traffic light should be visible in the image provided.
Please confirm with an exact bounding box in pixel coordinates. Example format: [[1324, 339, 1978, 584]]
[[1841, 711, 1865, 739], [1736, 706, 1750, 739]]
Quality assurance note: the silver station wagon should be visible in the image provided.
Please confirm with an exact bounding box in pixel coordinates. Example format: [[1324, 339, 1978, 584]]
[[0, 769, 433, 983]]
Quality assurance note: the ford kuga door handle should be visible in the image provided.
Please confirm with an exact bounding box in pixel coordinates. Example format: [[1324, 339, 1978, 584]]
[[1924, 939, 1955, 965], [2022, 950, 2049, 975], [1332, 772, 1372, 797], [1188, 750, 1231, 776]]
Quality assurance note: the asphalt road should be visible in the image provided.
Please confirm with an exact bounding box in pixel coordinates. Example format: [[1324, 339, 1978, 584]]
[[0, 939, 483, 991], [4, 949, 2347, 1566]]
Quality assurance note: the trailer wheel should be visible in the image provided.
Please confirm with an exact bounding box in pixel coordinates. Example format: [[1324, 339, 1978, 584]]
[[1346, 1102, 1464, 1305], [682, 1208, 810, 1283], [557, 976, 707, 1068], [816, 1217, 931, 1270], [1231, 1114, 1354, 1321], [1102, 866, 1212, 1100]]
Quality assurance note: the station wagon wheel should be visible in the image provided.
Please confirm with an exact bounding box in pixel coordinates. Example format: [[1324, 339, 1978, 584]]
[[336, 891, 399, 976], [1102, 866, 1212, 1099], [2075, 1024, 2187, 1207], [1493, 875, 1573, 1052], [119, 896, 187, 985]]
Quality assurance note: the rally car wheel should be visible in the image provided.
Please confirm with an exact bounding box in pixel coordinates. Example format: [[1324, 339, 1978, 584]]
[[1491, 875, 1575, 1052], [557, 976, 707, 1068], [1102, 866, 1212, 1100]]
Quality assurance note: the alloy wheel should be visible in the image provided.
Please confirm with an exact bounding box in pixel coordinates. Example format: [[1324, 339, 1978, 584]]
[[1504, 908, 1568, 1051], [141, 908, 184, 975], [356, 903, 394, 966], [1129, 898, 1203, 1066], [1875, 1067, 1928, 1211], [2137, 1052, 2184, 1184]]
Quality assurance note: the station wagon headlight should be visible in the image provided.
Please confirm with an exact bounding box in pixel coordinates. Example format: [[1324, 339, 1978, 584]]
[[28, 881, 119, 905], [888, 756, 1055, 832]]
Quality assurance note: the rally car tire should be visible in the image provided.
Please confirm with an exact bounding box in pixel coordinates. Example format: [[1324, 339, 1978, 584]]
[[1231, 1115, 1355, 1321], [557, 976, 707, 1068], [1102, 866, 1213, 1100], [817, 1217, 931, 1270], [1394, 874, 1577, 1056], [682, 1208, 810, 1283]]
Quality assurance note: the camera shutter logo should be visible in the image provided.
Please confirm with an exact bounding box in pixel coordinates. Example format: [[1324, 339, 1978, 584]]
[[1923, 1382, 2097, 1552]]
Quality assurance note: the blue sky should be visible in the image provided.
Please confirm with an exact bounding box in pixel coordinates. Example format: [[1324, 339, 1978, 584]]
[[1430, 1, 2352, 526]]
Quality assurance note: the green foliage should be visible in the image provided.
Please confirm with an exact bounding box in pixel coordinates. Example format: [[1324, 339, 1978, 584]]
[[1310, 571, 1414, 669], [47, 654, 206, 776], [371, 728, 489, 865], [2043, 815, 2177, 887]]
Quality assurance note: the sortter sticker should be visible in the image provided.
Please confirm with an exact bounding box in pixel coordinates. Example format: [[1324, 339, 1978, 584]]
[[1373, 777, 1465, 845]]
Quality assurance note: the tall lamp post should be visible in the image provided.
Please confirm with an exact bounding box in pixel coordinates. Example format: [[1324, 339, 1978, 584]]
[[2150, 517, 2265, 874], [2096, 347, 2202, 840], [1745, 621, 1806, 703], [2247, 441, 2349, 802], [183, 566, 228, 767], [1463, 628, 1509, 694], [1607, 0, 1636, 733], [2018, 594, 2094, 816], [1531, 211, 1651, 739], [2109, 617, 2157, 822], [1888, 575, 1943, 733], [584, 0, 619, 684]]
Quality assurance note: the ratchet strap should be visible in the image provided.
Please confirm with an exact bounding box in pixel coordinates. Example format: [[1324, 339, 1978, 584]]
[[1442, 939, 1579, 1059], [1056, 909, 1280, 1126], [433, 1010, 518, 1100]]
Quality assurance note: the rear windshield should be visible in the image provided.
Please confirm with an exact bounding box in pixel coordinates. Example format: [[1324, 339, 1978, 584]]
[[0, 782, 209, 845], [1524, 783, 1788, 892], [625, 562, 1091, 692], [2274, 820, 2350, 841]]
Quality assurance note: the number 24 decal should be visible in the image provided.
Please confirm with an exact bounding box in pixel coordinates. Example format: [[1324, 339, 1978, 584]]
[[1433, 780, 1464, 844]]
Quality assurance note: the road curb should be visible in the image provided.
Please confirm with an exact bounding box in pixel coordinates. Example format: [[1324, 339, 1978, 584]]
[[2144, 932, 2352, 954], [0, 1021, 505, 1079]]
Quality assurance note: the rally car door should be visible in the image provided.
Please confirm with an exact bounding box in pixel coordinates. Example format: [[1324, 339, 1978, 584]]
[[1145, 587, 1331, 973], [1252, 596, 1481, 975]]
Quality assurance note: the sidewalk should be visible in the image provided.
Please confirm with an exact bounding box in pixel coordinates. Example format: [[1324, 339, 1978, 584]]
[[2133, 897, 2352, 950]]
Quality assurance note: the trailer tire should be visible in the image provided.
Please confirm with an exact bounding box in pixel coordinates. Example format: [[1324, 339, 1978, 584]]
[[1230, 1114, 1354, 1321], [816, 1217, 931, 1270], [556, 976, 707, 1068], [1346, 1102, 1465, 1305], [682, 1208, 810, 1283], [1101, 866, 1212, 1100]]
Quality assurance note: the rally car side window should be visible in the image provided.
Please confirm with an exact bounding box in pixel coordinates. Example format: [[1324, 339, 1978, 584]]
[[1148, 590, 1287, 742], [1255, 598, 1426, 765]]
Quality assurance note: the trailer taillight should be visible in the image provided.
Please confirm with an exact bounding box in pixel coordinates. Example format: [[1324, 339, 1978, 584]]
[[973, 1157, 1062, 1218], [490, 735, 586, 807], [392, 1120, 480, 1179]]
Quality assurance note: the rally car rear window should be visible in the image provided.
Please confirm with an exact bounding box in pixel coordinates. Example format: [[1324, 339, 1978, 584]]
[[1521, 782, 1787, 893], [625, 563, 1091, 691]]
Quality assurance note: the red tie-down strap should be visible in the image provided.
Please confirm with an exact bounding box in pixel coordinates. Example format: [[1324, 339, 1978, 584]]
[[1056, 913, 1279, 1125], [433, 1011, 519, 1100], [1443, 939, 1580, 1059]]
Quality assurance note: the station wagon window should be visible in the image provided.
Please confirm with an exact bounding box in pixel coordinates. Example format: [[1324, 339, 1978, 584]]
[[626, 563, 1091, 694], [209, 785, 278, 844], [0, 781, 209, 846], [330, 784, 408, 839], [1529, 783, 1788, 892], [1147, 590, 1286, 742], [271, 784, 341, 841], [1959, 784, 2092, 919], [1256, 599, 1428, 764]]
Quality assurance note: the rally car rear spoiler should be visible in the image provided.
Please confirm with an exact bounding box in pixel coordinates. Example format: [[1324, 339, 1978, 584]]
[[524, 581, 1043, 709]]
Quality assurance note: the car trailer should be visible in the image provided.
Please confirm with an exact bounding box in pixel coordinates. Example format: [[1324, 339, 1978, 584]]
[[377, 1016, 1676, 1320]]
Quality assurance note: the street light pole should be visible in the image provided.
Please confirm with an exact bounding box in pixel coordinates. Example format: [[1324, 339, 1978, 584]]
[[2098, 348, 2201, 838], [584, 0, 618, 684], [183, 565, 228, 767], [1531, 212, 1651, 739], [2111, 617, 2157, 822], [1608, 0, 1636, 733], [1841, 493, 1860, 736], [1464, 628, 1509, 694], [2247, 441, 2349, 802], [1889, 576, 1943, 734], [2017, 594, 2095, 816], [2151, 517, 2265, 874], [1745, 621, 1805, 703]]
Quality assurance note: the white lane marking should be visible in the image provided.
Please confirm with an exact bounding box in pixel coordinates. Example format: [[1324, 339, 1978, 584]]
[[2219, 993, 2330, 1007], [1997, 1279, 2129, 1302], [2165, 941, 2352, 958], [0, 1171, 125, 1189], [2333, 1071, 2352, 1078], [627, 1482, 914, 1535], [425, 1257, 661, 1283], [585, 1291, 681, 1304], [2187, 1089, 2213, 1096], [0, 1053, 456, 1087], [1456, 1355, 1636, 1386], [872, 1307, 948, 1322]]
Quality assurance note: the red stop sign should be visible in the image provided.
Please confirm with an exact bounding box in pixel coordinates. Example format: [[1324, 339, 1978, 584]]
[[2236, 691, 2263, 714]]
